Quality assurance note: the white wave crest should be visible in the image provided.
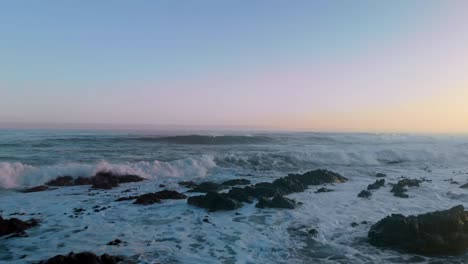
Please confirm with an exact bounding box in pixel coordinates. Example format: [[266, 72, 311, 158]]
[[0, 155, 217, 189]]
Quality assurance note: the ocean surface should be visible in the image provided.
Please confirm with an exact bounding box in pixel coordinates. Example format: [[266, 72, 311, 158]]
[[1, 130, 468, 263]]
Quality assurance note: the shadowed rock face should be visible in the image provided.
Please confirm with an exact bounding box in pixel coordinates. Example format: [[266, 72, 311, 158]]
[[38, 252, 123, 264], [0, 216, 39, 237], [368, 205, 468, 255]]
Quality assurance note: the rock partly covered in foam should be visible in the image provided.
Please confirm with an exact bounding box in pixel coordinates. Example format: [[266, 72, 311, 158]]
[[357, 190, 372, 198], [187, 169, 347, 212], [367, 179, 385, 190], [368, 205, 468, 255], [45, 172, 145, 189], [0, 216, 39, 237], [38, 252, 123, 264], [390, 178, 425, 198]]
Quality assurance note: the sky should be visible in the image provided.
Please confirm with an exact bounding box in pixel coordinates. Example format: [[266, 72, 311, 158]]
[[1, 1, 467, 133]]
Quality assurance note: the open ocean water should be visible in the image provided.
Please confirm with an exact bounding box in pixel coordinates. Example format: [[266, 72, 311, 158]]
[[1, 130, 468, 263]]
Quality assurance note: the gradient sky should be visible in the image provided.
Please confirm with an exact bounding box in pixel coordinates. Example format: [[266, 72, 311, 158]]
[[1, 1, 467, 133]]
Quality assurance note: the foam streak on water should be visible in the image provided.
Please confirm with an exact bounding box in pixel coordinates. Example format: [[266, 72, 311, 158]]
[[1, 131, 468, 263]]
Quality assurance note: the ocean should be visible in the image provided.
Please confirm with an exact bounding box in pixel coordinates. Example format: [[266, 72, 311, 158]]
[[1, 130, 468, 263]]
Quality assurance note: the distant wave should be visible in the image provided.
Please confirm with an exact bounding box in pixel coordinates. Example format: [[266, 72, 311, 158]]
[[140, 135, 275, 145]]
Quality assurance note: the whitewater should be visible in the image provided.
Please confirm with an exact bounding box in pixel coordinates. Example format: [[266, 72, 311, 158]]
[[1, 130, 468, 263]]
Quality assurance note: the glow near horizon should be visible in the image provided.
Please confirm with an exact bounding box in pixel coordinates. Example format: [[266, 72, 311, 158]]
[[1, 1, 467, 133]]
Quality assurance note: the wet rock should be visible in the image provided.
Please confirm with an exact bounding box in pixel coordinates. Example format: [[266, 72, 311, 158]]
[[107, 239, 123, 246], [376, 173, 387, 178], [358, 190, 372, 198], [46, 176, 76, 186], [308, 228, 319, 236], [255, 195, 296, 209], [187, 192, 243, 212], [159, 184, 166, 188], [227, 187, 254, 203], [0, 216, 39, 237], [351, 222, 359, 227], [368, 205, 468, 255], [288, 169, 348, 186], [38, 252, 123, 264], [22, 185, 50, 193], [245, 183, 282, 198], [188, 182, 222, 193], [178, 181, 198, 188], [133, 194, 162, 205], [272, 177, 306, 195], [115, 196, 138, 202], [315, 187, 334, 193], [390, 178, 423, 198], [367, 179, 385, 190], [459, 183, 468, 189], [134, 190, 187, 205], [221, 179, 251, 186]]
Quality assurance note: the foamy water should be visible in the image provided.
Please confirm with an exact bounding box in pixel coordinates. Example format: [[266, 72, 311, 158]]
[[1, 130, 468, 263]]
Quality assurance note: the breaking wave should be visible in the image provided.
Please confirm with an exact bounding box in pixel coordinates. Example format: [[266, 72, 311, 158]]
[[140, 135, 276, 145], [0, 155, 216, 189]]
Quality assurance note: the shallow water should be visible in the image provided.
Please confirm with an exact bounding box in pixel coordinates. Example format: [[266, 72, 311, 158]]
[[1, 130, 468, 263]]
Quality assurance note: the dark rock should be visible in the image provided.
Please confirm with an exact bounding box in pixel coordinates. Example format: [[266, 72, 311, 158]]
[[134, 190, 187, 205], [288, 169, 348, 186], [255, 195, 296, 209], [115, 196, 138, 202], [178, 181, 198, 188], [159, 184, 166, 188], [46, 176, 75, 186], [367, 179, 385, 190], [133, 194, 162, 205], [0, 216, 39, 237], [245, 183, 282, 198], [188, 182, 222, 193], [227, 187, 254, 203], [459, 183, 468, 189], [22, 185, 49, 193], [351, 222, 359, 227], [308, 228, 318, 236], [358, 190, 372, 198], [107, 239, 123, 246], [315, 187, 334, 193], [46, 172, 144, 190], [390, 178, 424, 198], [376, 173, 387, 177], [221, 179, 251, 186], [187, 192, 243, 212], [368, 205, 468, 255], [38, 252, 123, 264], [202, 218, 210, 223], [272, 177, 306, 195]]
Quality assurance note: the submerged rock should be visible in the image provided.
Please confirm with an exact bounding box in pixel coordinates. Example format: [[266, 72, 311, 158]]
[[367, 179, 385, 190], [255, 195, 296, 209], [221, 179, 251, 186], [187, 192, 243, 212], [0, 216, 39, 237], [358, 190, 372, 198], [22, 185, 50, 193], [368, 205, 468, 255], [38, 252, 123, 264]]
